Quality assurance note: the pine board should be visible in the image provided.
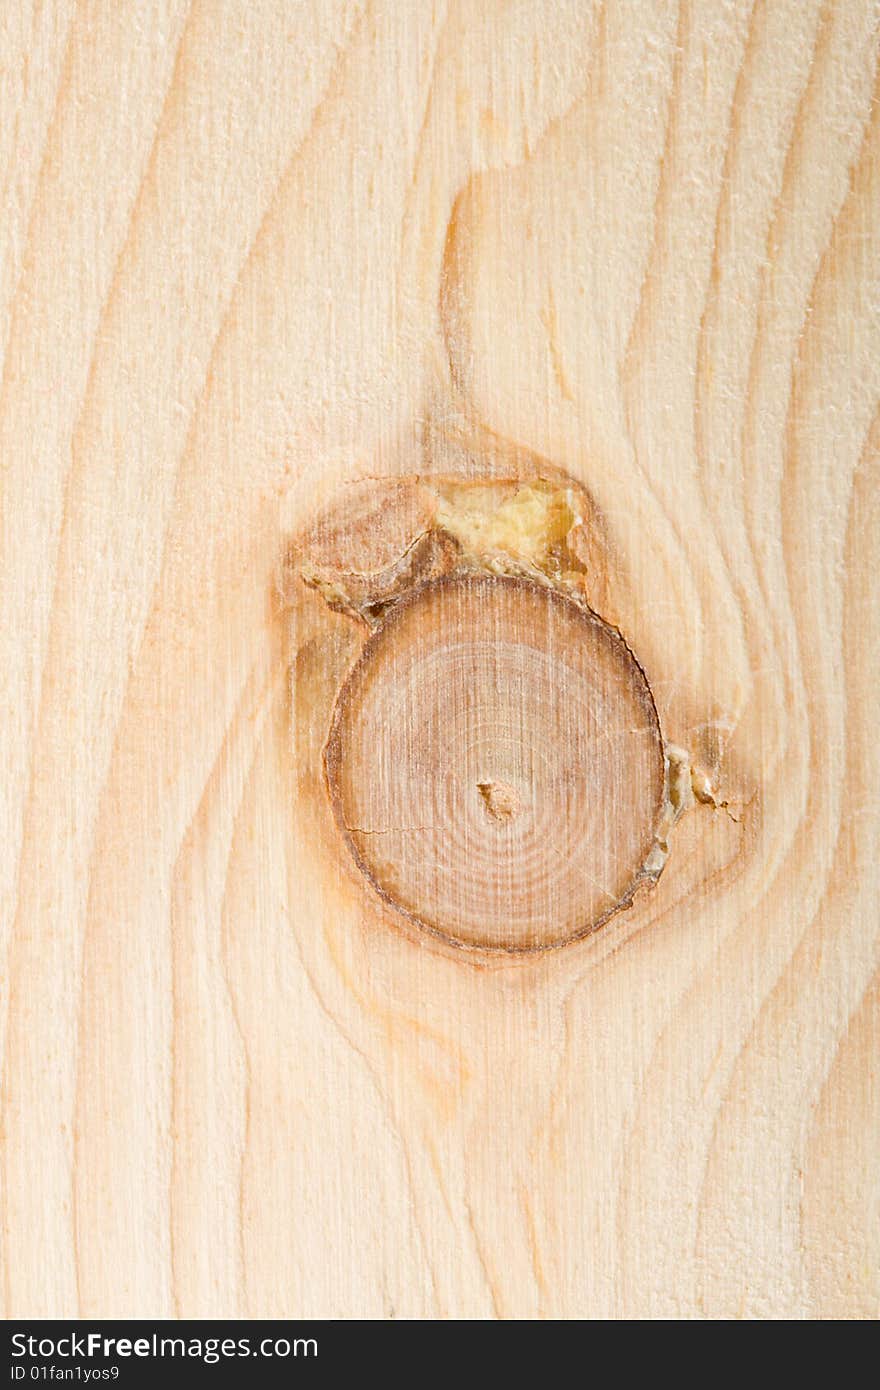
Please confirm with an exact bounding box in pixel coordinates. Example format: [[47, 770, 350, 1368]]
[[1, 0, 878, 1319]]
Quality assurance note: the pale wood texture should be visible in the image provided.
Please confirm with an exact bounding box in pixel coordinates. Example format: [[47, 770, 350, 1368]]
[[1, 0, 878, 1319]]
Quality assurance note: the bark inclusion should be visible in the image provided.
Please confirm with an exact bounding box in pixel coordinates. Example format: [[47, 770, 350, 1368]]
[[296, 475, 703, 953]]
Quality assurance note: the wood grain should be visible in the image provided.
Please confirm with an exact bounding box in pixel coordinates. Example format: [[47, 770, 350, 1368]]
[[324, 573, 665, 951], [1, 0, 878, 1319]]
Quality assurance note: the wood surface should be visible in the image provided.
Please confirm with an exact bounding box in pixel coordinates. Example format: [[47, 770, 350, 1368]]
[[1, 0, 878, 1320], [324, 571, 665, 951]]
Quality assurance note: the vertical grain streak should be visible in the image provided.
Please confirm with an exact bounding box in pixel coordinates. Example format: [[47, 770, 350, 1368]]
[[0, 0, 81, 1307], [740, 0, 852, 627], [748, 50, 880, 922], [425, 2, 603, 408], [83, 1, 369, 772], [62, 7, 198, 1318], [1, 3, 195, 1318], [695, 409, 880, 1316], [801, 971, 880, 1315], [692, 0, 824, 802], [66, 6, 370, 1307], [2, 0, 877, 1320], [620, 0, 687, 389], [739, 2, 829, 653], [0, 1, 77, 382], [168, 663, 279, 1318], [693, 0, 764, 572], [690, 83, 880, 1314], [519, 1183, 550, 1311], [617, 0, 722, 675], [722, 0, 877, 898], [5, 0, 194, 868], [277, 674, 449, 1313], [66, 3, 197, 439], [462, 1194, 505, 1320]]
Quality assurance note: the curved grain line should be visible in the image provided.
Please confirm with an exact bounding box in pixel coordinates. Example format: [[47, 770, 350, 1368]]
[[0, 3, 195, 1318], [693, 0, 775, 679], [0, 1, 78, 388], [76, 0, 371, 870], [693, 404, 880, 1314], [618, 0, 718, 694], [166, 661, 278, 1316], [271, 689, 448, 1316]]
